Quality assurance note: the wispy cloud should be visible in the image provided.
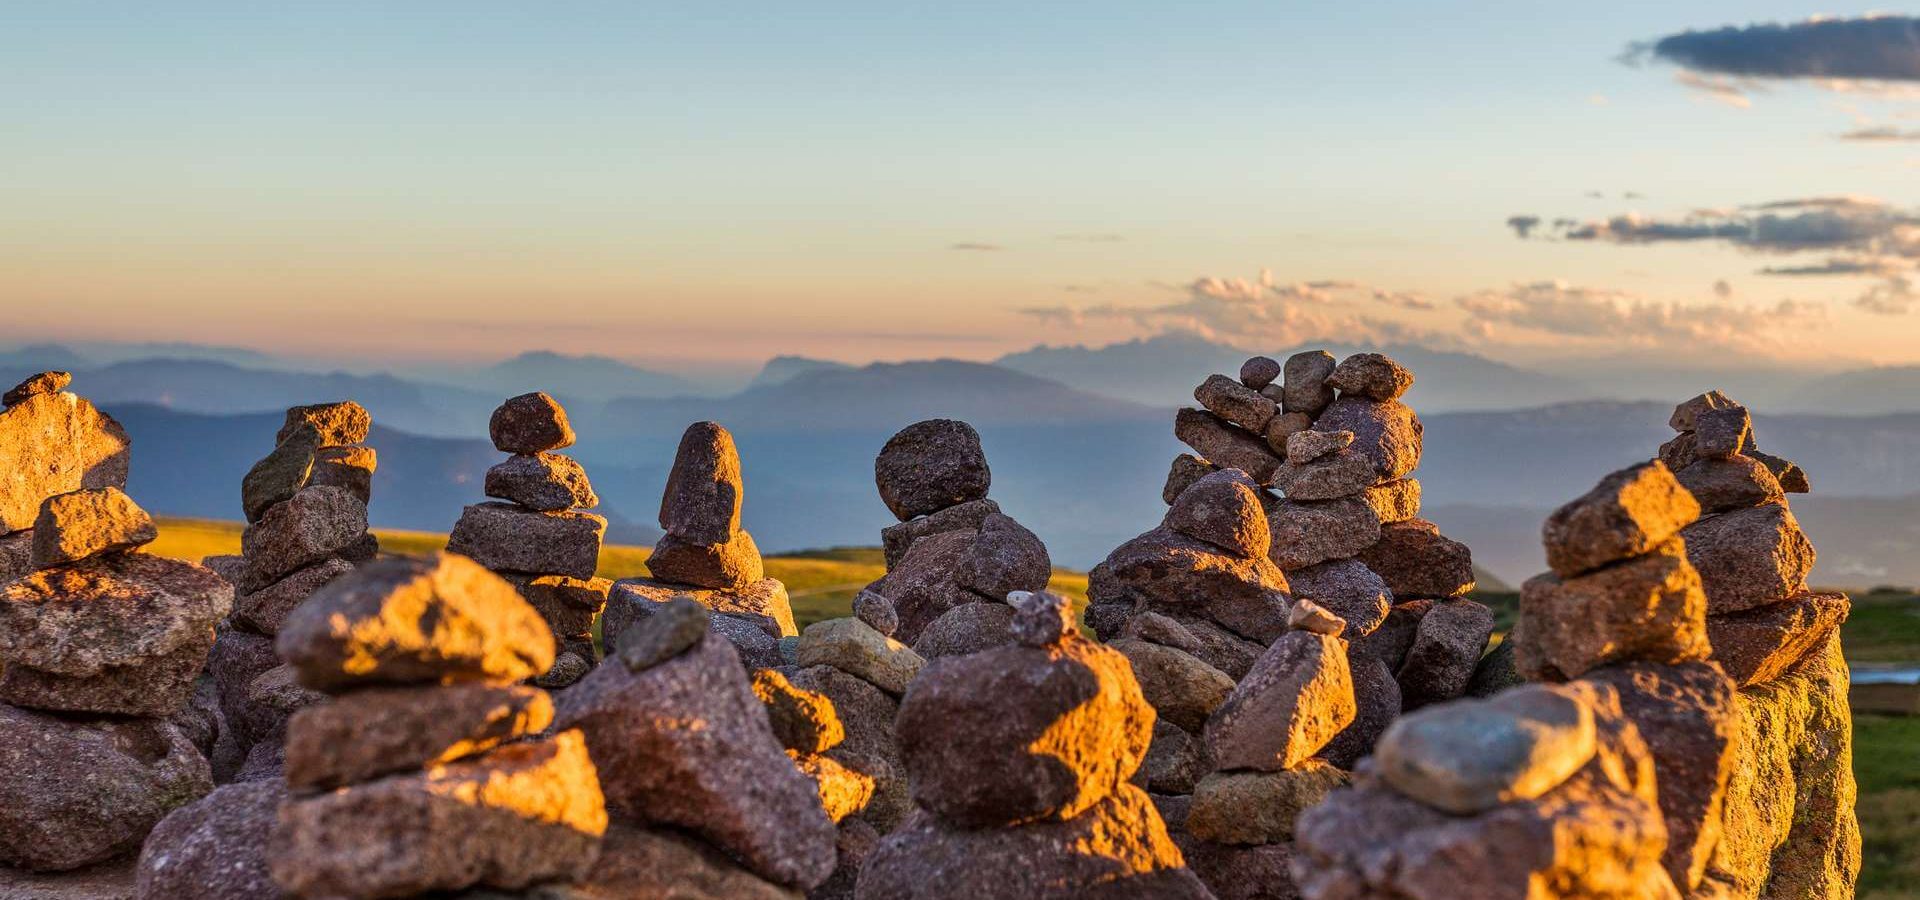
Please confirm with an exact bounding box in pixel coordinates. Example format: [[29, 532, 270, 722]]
[[1456, 280, 1824, 351], [1856, 276, 1917, 315], [1018, 271, 1445, 348], [949, 242, 1003, 252], [1840, 126, 1920, 142], [1674, 71, 1757, 107], [1633, 16, 1920, 85], [1053, 233, 1126, 243], [1519, 197, 1920, 269]]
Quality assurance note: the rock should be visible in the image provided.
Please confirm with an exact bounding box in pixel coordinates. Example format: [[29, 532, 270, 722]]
[[1284, 428, 1354, 465], [503, 573, 610, 644], [276, 552, 555, 691], [554, 632, 836, 889], [134, 780, 285, 900], [814, 817, 880, 900], [1694, 405, 1752, 459], [0, 707, 212, 872], [955, 513, 1051, 600], [1159, 614, 1268, 681], [1395, 598, 1493, 710], [29, 488, 155, 569], [796, 617, 925, 696], [1270, 448, 1377, 501], [1749, 449, 1810, 493], [852, 589, 899, 637], [1161, 455, 1220, 506], [488, 392, 575, 454], [615, 595, 711, 670], [1110, 638, 1235, 733], [1120, 610, 1209, 656], [1514, 539, 1711, 681], [1675, 455, 1784, 515], [1206, 631, 1354, 772], [268, 731, 606, 898], [277, 401, 371, 447], [284, 682, 554, 791], [1195, 374, 1277, 434], [874, 419, 991, 521], [647, 529, 765, 590], [240, 486, 368, 586], [1327, 353, 1414, 401], [1358, 477, 1421, 523], [535, 643, 595, 688], [910, 600, 1015, 658], [1683, 503, 1815, 615], [1175, 837, 1300, 900], [1262, 411, 1315, 455], [580, 822, 799, 900], [1165, 469, 1270, 558], [1355, 518, 1475, 600], [3, 370, 71, 407], [1008, 589, 1073, 647], [1287, 597, 1345, 636], [1349, 599, 1431, 670], [659, 421, 743, 543], [1375, 682, 1597, 814], [1320, 652, 1402, 770], [1143, 721, 1211, 794], [753, 668, 844, 755], [232, 557, 354, 635], [307, 444, 375, 506], [795, 752, 877, 823], [1542, 460, 1700, 578], [205, 626, 280, 747], [1186, 762, 1350, 845], [603, 576, 796, 647], [1706, 590, 1850, 687], [1466, 639, 1525, 698], [1658, 431, 1701, 471], [1090, 527, 1292, 644], [860, 530, 978, 644], [0, 390, 131, 533], [1311, 397, 1421, 481], [1281, 351, 1337, 416], [0, 529, 31, 582], [1670, 390, 1738, 431], [446, 502, 606, 580], [1240, 356, 1282, 390], [854, 785, 1207, 900], [1266, 496, 1379, 569], [240, 425, 320, 524], [1284, 558, 1391, 637], [897, 634, 1153, 827], [485, 453, 598, 511], [240, 664, 326, 743], [0, 553, 230, 716], [787, 665, 905, 825], [879, 498, 999, 569], [1175, 408, 1282, 485]]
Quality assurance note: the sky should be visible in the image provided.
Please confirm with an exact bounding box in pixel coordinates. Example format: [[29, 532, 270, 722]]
[[3, 2, 1918, 373]]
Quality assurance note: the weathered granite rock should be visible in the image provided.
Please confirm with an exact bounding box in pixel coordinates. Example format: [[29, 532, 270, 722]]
[[485, 453, 598, 511], [239, 664, 326, 745], [1175, 836, 1301, 900], [874, 419, 991, 521], [1670, 390, 1737, 432], [502, 573, 610, 644], [1358, 477, 1421, 523], [1514, 539, 1711, 681], [955, 513, 1051, 601], [1320, 652, 1402, 770], [604, 576, 796, 646], [879, 498, 999, 569], [1270, 449, 1377, 501], [308, 444, 375, 506], [863, 530, 978, 644], [277, 552, 555, 691], [1267, 497, 1379, 569], [1355, 518, 1474, 599], [447, 502, 606, 581], [134, 779, 286, 900], [1707, 590, 1850, 687], [268, 731, 607, 898], [488, 392, 574, 454], [0, 707, 212, 872], [797, 617, 925, 696], [647, 529, 765, 590], [240, 486, 367, 586], [1466, 638, 1525, 698], [205, 626, 280, 746], [1175, 408, 1282, 485], [1327, 352, 1414, 401], [1349, 599, 1431, 670], [1144, 721, 1211, 795], [1165, 469, 1270, 558], [1683, 503, 1815, 615], [1284, 428, 1353, 465], [278, 401, 371, 447], [1090, 527, 1291, 643], [555, 632, 836, 889], [232, 557, 354, 636], [29, 487, 156, 568], [911, 600, 1014, 658], [1375, 683, 1596, 814], [795, 752, 877, 824], [1281, 351, 1337, 416], [787, 664, 906, 824], [1287, 597, 1345, 636], [1542, 461, 1699, 578], [615, 595, 710, 671], [1195, 374, 1278, 434], [1395, 598, 1493, 710], [1676, 455, 1783, 515], [1240, 356, 1282, 390], [1120, 610, 1208, 656], [659, 421, 743, 542], [0, 529, 31, 582], [1156, 614, 1268, 681], [1263, 411, 1315, 455], [1750, 449, 1810, 494], [579, 822, 799, 900], [1186, 761, 1350, 845], [1008, 589, 1073, 648], [284, 682, 554, 791], [1285, 558, 1391, 637], [753, 667, 844, 755], [240, 425, 320, 525], [1161, 455, 1217, 507], [3, 370, 71, 407], [852, 588, 900, 637], [1694, 405, 1751, 459], [1311, 396, 1421, 481], [0, 390, 131, 535], [1110, 638, 1235, 733], [1206, 631, 1354, 772]]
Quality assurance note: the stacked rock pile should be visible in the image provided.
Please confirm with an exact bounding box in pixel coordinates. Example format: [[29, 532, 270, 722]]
[[448, 391, 610, 688], [753, 665, 886, 898], [1, 370, 130, 580], [203, 401, 376, 781], [855, 591, 1212, 899], [859, 418, 1052, 655], [600, 421, 797, 671]]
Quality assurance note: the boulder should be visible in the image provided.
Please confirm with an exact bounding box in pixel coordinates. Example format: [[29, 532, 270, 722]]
[[604, 576, 796, 646], [307, 444, 375, 506], [1513, 538, 1711, 681], [1284, 428, 1353, 465], [1320, 652, 1402, 770], [1349, 599, 1431, 670], [1354, 518, 1474, 600], [1186, 761, 1350, 844], [277, 401, 371, 447], [1143, 721, 1211, 795], [1542, 461, 1699, 578], [614, 595, 711, 671], [0, 390, 131, 534], [1175, 837, 1300, 900], [1287, 597, 1345, 636], [134, 780, 286, 900], [1682, 503, 1815, 615], [1675, 456, 1783, 515], [232, 558, 354, 635], [1165, 469, 1270, 558], [911, 600, 1014, 658], [874, 419, 991, 521], [1262, 411, 1315, 455], [1395, 598, 1493, 710], [795, 753, 877, 824], [1310, 397, 1421, 480], [1750, 449, 1810, 493], [1669, 390, 1738, 432], [239, 486, 368, 586], [954, 513, 1051, 601], [1110, 638, 1235, 733], [240, 425, 320, 525], [659, 421, 744, 543], [1326, 352, 1414, 401], [1358, 477, 1421, 523], [1175, 408, 1282, 485], [488, 392, 575, 454], [1466, 639, 1525, 698], [284, 682, 554, 791], [752, 668, 844, 755], [1284, 558, 1391, 637], [1205, 631, 1354, 772], [1195, 374, 1277, 434], [1240, 356, 1282, 390], [1694, 405, 1751, 459], [1266, 497, 1380, 570], [1089, 527, 1291, 643], [1706, 590, 1850, 687], [879, 498, 999, 569], [1281, 351, 1336, 416], [1161, 455, 1218, 506], [647, 529, 765, 590], [1374, 683, 1597, 814], [29, 487, 156, 568], [447, 502, 606, 581], [502, 573, 611, 644], [1270, 448, 1378, 501], [796, 617, 925, 696], [860, 530, 980, 645], [485, 453, 598, 512]]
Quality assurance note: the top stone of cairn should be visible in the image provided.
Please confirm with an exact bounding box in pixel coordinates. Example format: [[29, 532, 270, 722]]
[[489, 392, 576, 454], [874, 419, 991, 521], [659, 421, 744, 544]]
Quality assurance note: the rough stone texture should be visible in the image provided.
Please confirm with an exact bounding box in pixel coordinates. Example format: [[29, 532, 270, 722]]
[[1542, 461, 1700, 578], [862, 530, 977, 645], [905, 600, 1012, 658], [308, 444, 375, 506], [1175, 408, 1282, 485], [578, 822, 799, 900], [1466, 638, 1525, 699], [232, 557, 354, 635], [240, 486, 368, 586], [485, 453, 598, 512], [1176, 837, 1301, 900], [1206, 631, 1354, 772], [879, 498, 999, 569], [1358, 477, 1421, 523], [874, 419, 991, 521], [1089, 526, 1292, 644], [604, 576, 796, 648], [1120, 610, 1207, 655], [134, 779, 285, 900], [276, 552, 555, 691], [1284, 428, 1353, 465], [555, 632, 837, 890], [1750, 449, 1810, 493], [1110, 638, 1234, 733], [1349, 599, 1430, 670], [0, 391, 132, 533], [0, 707, 212, 872], [1326, 352, 1414, 401], [1165, 469, 1270, 558], [1320, 652, 1402, 770], [1281, 351, 1337, 416], [1670, 390, 1737, 432], [1513, 539, 1711, 681], [0, 857, 138, 899], [1144, 721, 1210, 795], [488, 391, 575, 454], [1186, 761, 1350, 845], [1285, 558, 1391, 637], [1161, 455, 1219, 507], [1676, 455, 1783, 515], [896, 634, 1153, 828], [795, 752, 876, 824], [1195, 374, 1278, 434], [1355, 518, 1474, 600], [1267, 497, 1380, 570], [614, 595, 711, 671], [797, 617, 925, 696], [447, 502, 606, 581], [29, 487, 156, 568], [854, 785, 1208, 900], [647, 529, 765, 590], [955, 513, 1051, 601], [1375, 683, 1596, 814], [1707, 590, 1850, 687], [1395, 598, 1494, 711], [1240, 356, 1282, 391], [1269, 448, 1377, 501], [1008, 589, 1073, 647], [278, 401, 371, 447], [1263, 411, 1315, 456], [3, 370, 71, 407], [240, 425, 320, 525], [852, 589, 899, 637], [1694, 405, 1751, 459], [205, 626, 280, 748], [1585, 661, 1738, 891], [1683, 503, 1816, 615], [659, 421, 743, 542], [1311, 397, 1422, 481], [285, 682, 553, 791], [0, 529, 31, 583], [502, 573, 610, 644], [788, 664, 908, 829], [1287, 597, 1345, 636], [268, 731, 606, 898], [753, 668, 843, 755]]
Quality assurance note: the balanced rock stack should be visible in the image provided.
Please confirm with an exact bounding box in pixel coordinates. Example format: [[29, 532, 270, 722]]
[[860, 418, 1053, 655], [448, 391, 610, 687], [601, 421, 797, 670], [753, 665, 889, 898], [260, 552, 608, 897], [204, 401, 376, 781], [1, 370, 131, 580], [855, 591, 1213, 899]]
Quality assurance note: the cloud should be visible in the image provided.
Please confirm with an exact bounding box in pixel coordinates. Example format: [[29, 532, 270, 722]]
[[1713, 279, 1734, 299], [1636, 16, 1920, 84], [1054, 233, 1125, 243], [1547, 197, 1920, 263], [949, 242, 1003, 252], [1506, 215, 1543, 239], [1674, 71, 1756, 107], [1855, 276, 1917, 314], [1840, 126, 1920, 141], [1455, 280, 1823, 351], [1018, 272, 1442, 348], [1760, 255, 1914, 276]]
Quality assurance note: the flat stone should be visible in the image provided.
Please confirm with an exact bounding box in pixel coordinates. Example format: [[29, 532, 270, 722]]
[[1288, 597, 1346, 636], [447, 502, 606, 581], [1542, 460, 1700, 578], [1110, 638, 1235, 733], [1514, 538, 1711, 681], [268, 731, 606, 897], [284, 682, 554, 791], [1160, 614, 1268, 680], [1270, 448, 1378, 500], [1194, 374, 1277, 434], [502, 573, 610, 642], [134, 779, 284, 900], [753, 667, 844, 755], [878, 498, 999, 569], [1262, 410, 1315, 455], [240, 486, 367, 586], [1355, 518, 1475, 600], [1359, 477, 1422, 523], [1375, 682, 1598, 814], [0, 391, 130, 533], [646, 529, 764, 590], [874, 418, 991, 521], [1205, 630, 1354, 771], [796, 617, 925, 695], [1706, 590, 1850, 687], [277, 401, 371, 447], [1395, 598, 1494, 710], [1311, 396, 1422, 480], [3, 370, 71, 407], [1175, 408, 1282, 485], [1694, 405, 1752, 458], [276, 552, 555, 691], [488, 391, 575, 454], [1161, 454, 1218, 506], [1282, 351, 1337, 416], [1750, 449, 1810, 493], [1267, 496, 1380, 569], [1186, 761, 1350, 845], [602, 576, 796, 652], [240, 425, 319, 524], [579, 822, 798, 900], [659, 421, 743, 542], [1682, 503, 1815, 615], [1321, 651, 1403, 769], [485, 453, 596, 512], [1165, 468, 1271, 558], [1676, 455, 1784, 515], [29, 487, 156, 568], [956, 512, 1051, 601], [1285, 428, 1354, 465], [1239, 356, 1281, 390], [232, 557, 354, 635], [1089, 526, 1292, 644], [852, 588, 898, 636], [615, 595, 710, 670], [308, 444, 375, 506], [1285, 557, 1391, 637]]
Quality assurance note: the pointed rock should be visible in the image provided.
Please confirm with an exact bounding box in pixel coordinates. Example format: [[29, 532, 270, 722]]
[[1205, 630, 1354, 772], [659, 421, 743, 543]]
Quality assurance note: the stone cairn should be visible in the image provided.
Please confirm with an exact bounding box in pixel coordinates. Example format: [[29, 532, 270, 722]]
[[600, 420, 799, 670], [448, 391, 610, 688], [202, 401, 377, 782], [0, 373, 230, 880], [1294, 391, 1857, 898], [856, 590, 1213, 899]]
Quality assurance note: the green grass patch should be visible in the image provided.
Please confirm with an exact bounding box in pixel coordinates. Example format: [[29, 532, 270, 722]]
[[1855, 715, 1920, 898], [1843, 593, 1920, 665]]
